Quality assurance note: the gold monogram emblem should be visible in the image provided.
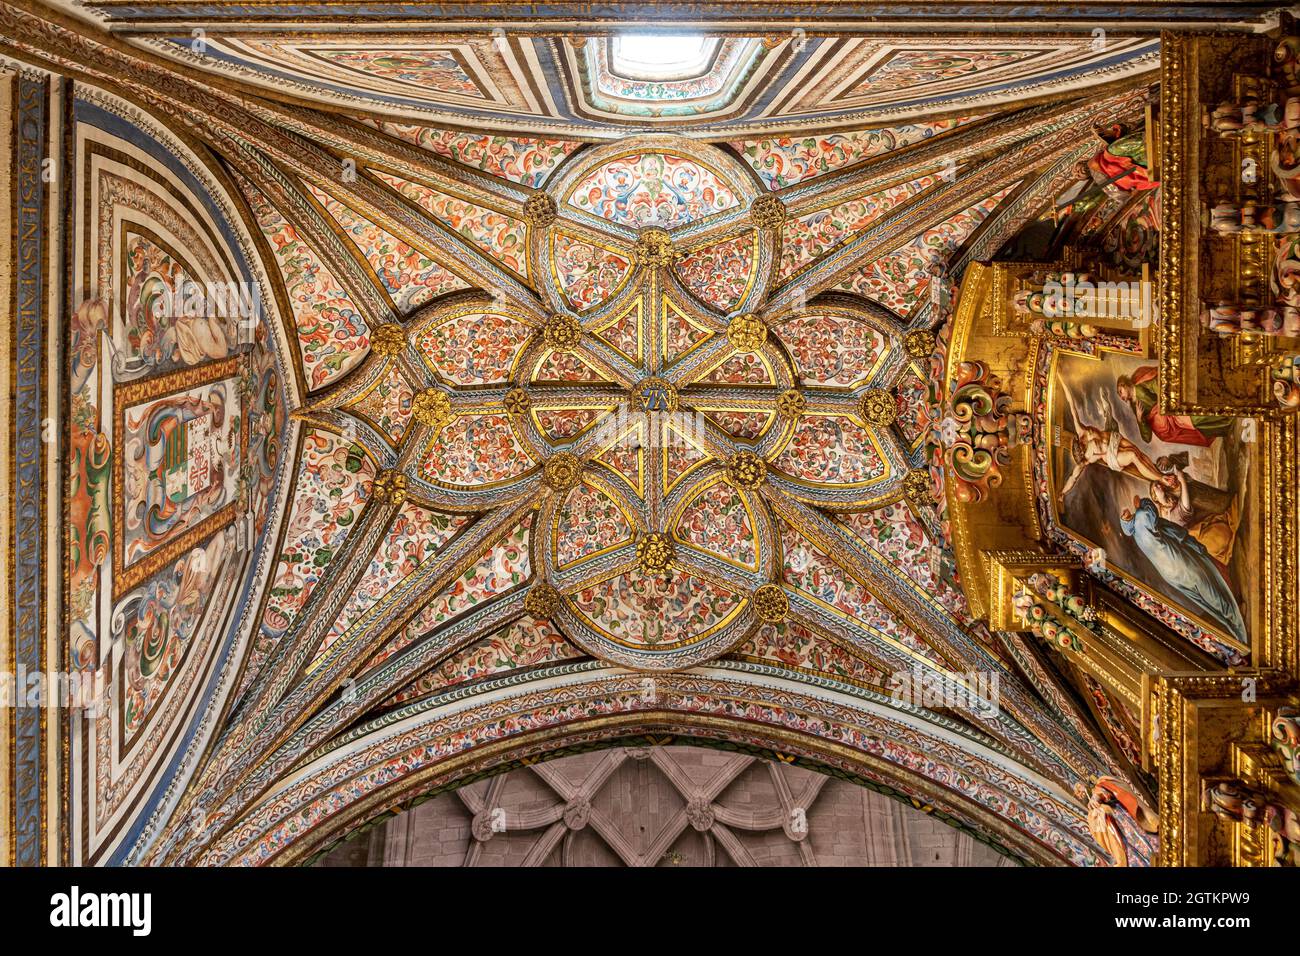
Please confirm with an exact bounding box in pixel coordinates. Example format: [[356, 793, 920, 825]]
[[634, 377, 678, 413]]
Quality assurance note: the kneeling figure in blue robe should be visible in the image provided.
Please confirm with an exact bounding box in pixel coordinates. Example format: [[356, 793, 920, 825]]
[[1119, 497, 1247, 644]]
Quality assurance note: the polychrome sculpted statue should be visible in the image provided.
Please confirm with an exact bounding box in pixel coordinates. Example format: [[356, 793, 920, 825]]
[[1202, 301, 1300, 336], [1208, 98, 1286, 135], [1210, 201, 1300, 235], [1208, 780, 1300, 866], [1087, 777, 1159, 867], [1273, 708, 1300, 786]]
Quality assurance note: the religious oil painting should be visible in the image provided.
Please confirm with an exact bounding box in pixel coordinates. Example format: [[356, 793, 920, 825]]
[[1048, 348, 1256, 648]]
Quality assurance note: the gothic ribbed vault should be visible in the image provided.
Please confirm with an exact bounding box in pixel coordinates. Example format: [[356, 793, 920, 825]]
[[136, 49, 1150, 868]]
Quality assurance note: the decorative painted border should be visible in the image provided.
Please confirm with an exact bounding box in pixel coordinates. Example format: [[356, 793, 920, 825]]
[[69, 1, 1288, 29], [131, 31, 1163, 139], [64, 87, 296, 866]]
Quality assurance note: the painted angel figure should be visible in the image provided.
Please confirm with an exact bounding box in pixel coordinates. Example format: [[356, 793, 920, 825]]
[[1058, 379, 1167, 499], [1086, 776, 1160, 868]]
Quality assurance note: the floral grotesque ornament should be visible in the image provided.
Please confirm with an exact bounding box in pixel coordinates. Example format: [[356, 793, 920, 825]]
[[371, 469, 407, 506], [637, 532, 675, 574], [776, 388, 806, 419], [902, 468, 933, 507], [903, 328, 937, 360], [945, 360, 1017, 504], [522, 192, 558, 228], [503, 387, 531, 416], [543, 312, 583, 351], [725, 450, 767, 489], [752, 583, 789, 623], [635, 227, 677, 267], [543, 452, 583, 491], [727, 312, 767, 352], [524, 581, 561, 619], [412, 387, 453, 429], [749, 194, 787, 229], [370, 322, 407, 357], [859, 388, 897, 427]]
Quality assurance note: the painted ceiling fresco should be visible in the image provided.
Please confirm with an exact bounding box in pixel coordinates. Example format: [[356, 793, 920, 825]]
[[125, 72, 1164, 866], [267, 129, 991, 677], [61, 85, 292, 865]]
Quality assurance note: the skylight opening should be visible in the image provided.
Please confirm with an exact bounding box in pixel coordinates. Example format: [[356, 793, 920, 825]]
[[611, 34, 717, 81]]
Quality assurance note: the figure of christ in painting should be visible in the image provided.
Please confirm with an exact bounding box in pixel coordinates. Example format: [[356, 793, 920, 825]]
[[1115, 365, 1235, 448], [1057, 380, 1168, 499], [1119, 496, 1247, 644]]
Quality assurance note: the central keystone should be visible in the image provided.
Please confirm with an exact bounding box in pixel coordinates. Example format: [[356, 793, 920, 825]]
[[633, 376, 679, 414]]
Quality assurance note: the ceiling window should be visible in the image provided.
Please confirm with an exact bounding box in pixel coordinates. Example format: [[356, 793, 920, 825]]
[[610, 34, 718, 81]]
